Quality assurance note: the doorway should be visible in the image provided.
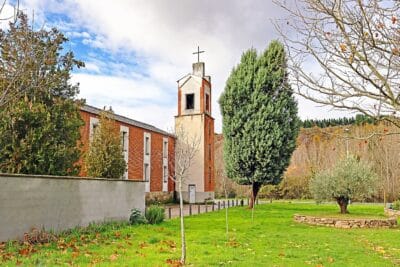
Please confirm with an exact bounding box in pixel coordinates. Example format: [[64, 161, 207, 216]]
[[188, 184, 196, 204]]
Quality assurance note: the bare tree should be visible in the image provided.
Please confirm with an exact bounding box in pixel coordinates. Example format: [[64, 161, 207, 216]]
[[0, 1, 46, 109], [274, 0, 400, 126], [168, 126, 200, 265]]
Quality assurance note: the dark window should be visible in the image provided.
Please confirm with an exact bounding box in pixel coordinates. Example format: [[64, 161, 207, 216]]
[[92, 124, 98, 134], [163, 166, 168, 183], [205, 94, 210, 112], [208, 144, 211, 160], [145, 136, 150, 155], [144, 163, 150, 181], [208, 167, 211, 184], [186, 94, 194, 109], [121, 131, 128, 152], [163, 141, 168, 158]]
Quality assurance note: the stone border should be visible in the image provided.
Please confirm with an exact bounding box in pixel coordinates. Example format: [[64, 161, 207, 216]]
[[384, 208, 400, 217], [294, 214, 397, 229]]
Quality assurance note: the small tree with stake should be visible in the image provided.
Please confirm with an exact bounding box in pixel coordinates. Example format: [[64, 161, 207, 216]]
[[310, 155, 378, 214], [219, 41, 299, 208], [169, 126, 200, 265]]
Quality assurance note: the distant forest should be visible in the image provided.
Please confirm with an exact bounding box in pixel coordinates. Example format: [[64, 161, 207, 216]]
[[301, 114, 375, 128]]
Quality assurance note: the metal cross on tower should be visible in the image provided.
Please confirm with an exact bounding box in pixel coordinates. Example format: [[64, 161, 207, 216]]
[[192, 46, 205, 63]]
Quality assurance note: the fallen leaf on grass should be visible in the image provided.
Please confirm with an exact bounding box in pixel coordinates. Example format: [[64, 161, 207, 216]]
[[166, 258, 182, 267], [109, 253, 119, 261], [226, 238, 240, 248], [139, 242, 148, 249], [327, 257, 334, 263], [124, 234, 131, 240], [162, 240, 176, 248], [18, 246, 36, 257]]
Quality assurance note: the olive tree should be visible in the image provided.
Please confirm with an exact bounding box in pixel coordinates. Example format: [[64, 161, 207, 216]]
[[310, 155, 378, 213]]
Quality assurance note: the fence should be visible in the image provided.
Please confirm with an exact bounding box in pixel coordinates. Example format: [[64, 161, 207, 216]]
[[0, 173, 145, 242], [165, 198, 260, 219]]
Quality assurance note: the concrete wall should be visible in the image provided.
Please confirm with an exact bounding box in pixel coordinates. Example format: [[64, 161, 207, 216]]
[[0, 173, 145, 242]]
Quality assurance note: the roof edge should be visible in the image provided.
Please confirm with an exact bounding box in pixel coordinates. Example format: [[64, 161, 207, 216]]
[[80, 104, 175, 138]]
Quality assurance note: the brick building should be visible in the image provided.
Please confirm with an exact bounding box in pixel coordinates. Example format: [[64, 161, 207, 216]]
[[79, 105, 176, 202]]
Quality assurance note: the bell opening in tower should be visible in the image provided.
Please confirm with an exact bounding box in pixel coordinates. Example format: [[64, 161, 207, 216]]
[[186, 93, 194, 110]]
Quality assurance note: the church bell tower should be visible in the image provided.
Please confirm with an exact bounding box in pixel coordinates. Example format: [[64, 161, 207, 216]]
[[175, 49, 215, 203]]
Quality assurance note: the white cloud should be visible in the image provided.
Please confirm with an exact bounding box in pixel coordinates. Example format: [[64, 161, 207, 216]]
[[0, 3, 16, 30], [21, 0, 351, 132], [83, 62, 100, 73]]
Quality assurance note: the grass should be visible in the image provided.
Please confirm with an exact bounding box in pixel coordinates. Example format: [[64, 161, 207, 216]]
[[1, 202, 400, 266]]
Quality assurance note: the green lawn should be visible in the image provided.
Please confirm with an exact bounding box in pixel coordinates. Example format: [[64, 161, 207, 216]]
[[1, 202, 400, 266]]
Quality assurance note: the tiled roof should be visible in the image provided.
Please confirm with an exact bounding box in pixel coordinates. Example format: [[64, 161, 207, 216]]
[[80, 104, 175, 138]]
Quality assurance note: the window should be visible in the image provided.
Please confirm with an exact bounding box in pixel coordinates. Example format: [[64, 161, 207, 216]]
[[208, 144, 211, 160], [144, 163, 150, 181], [89, 117, 99, 142], [163, 140, 168, 158], [92, 124, 98, 134], [208, 167, 212, 184], [186, 93, 194, 109], [205, 93, 210, 112], [163, 166, 168, 183], [145, 136, 150, 155], [121, 131, 128, 152]]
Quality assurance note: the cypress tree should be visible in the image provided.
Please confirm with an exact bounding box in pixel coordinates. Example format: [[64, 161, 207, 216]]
[[219, 41, 299, 208]]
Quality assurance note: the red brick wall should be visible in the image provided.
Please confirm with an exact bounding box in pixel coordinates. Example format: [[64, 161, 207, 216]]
[[78, 110, 175, 192], [204, 115, 215, 192]]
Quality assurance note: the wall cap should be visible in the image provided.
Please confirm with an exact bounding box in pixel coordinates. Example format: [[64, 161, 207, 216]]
[[0, 172, 146, 183]]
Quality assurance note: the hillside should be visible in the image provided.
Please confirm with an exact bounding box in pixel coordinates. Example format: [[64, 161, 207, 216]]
[[215, 121, 400, 201]]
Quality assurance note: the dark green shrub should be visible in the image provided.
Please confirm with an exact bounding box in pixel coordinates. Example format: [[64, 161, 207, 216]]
[[145, 205, 165, 224], [129, 209, 147, 225]]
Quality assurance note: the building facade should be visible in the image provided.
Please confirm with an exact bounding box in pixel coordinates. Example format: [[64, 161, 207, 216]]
[[77, 61, 215, 203], [79, 105, 175, 202], [175, 62, 215, 203]]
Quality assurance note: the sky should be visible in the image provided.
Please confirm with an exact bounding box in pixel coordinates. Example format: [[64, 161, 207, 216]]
[[1, 0, 351, 133]]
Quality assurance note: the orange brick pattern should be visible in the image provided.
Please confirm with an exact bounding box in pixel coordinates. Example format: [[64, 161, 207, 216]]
[[204, 115, 215, 192], [78, 110, 175, 192]]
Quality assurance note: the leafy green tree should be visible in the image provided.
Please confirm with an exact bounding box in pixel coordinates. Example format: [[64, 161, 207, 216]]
[[85, 110, 127, 179], [310, 155, 378, 214], [219, 41, 299, 208], [0, 13, 84, 175]]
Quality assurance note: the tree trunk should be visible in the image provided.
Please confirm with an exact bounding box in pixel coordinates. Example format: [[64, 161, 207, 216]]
[[249, 182, 261, 209], [178, 178, 186, 264], [336, 197, 349, 214]]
